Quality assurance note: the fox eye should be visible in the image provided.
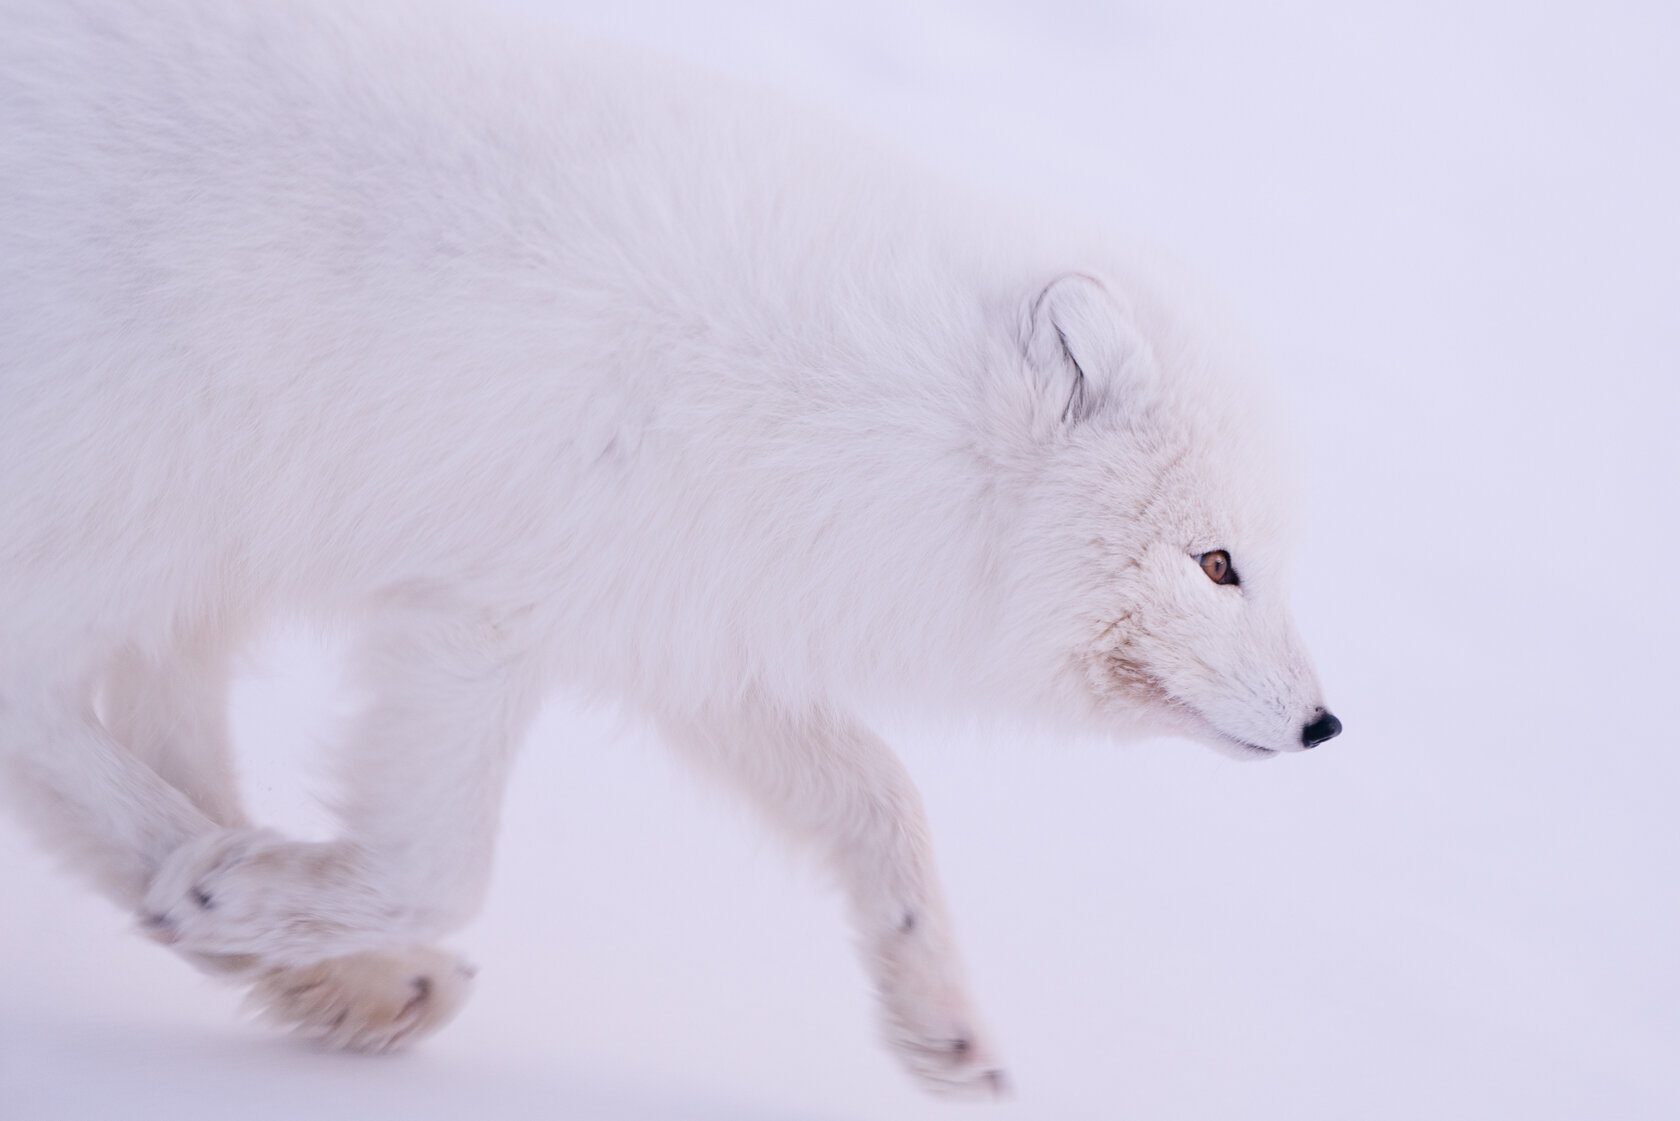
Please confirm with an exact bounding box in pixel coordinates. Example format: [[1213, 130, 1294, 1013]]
[[1198, 550, 1238, 586]]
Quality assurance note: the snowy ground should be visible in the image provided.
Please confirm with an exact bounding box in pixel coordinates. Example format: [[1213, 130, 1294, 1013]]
[[3, 1, 1677, 1118]]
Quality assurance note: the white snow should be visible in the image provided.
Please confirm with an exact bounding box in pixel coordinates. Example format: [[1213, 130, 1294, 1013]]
[[3, 1, 1677, 1117]]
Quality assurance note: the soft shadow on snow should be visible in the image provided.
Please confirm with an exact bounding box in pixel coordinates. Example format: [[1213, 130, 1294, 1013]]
[[0, 1014, 848, 1121]]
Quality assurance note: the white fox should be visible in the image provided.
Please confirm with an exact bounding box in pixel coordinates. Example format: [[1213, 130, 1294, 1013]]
[[0, 0, 1339, 1096]]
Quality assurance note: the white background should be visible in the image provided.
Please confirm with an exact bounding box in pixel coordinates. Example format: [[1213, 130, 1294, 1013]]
[[3, 2, 1677, 1118]]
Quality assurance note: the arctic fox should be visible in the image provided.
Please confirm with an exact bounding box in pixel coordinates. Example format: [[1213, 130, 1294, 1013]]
[[0, 0, 1339, 1096]]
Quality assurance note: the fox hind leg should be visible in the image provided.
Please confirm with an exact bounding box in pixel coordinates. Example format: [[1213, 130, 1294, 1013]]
[[2, 639, 478, 1052], [138, 601, 540, 968], [100, 638, 250, 830]]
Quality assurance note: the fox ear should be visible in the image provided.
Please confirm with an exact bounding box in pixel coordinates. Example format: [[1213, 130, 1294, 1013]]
[[1022, 273, 1149, 427]]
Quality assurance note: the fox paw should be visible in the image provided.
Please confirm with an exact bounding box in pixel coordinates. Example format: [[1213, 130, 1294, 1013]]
[[141, 830, 390, 963], [247, 946, 476, 1053], [872, 924, 1008, 1097], [879, 990, 1008, 1098]]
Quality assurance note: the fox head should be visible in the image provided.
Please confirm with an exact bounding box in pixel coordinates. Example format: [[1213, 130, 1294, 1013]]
[[1000, 271, 1339, 757]]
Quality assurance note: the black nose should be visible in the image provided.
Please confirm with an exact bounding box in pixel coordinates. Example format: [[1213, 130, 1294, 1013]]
[[1301, 709, 1342, 748]]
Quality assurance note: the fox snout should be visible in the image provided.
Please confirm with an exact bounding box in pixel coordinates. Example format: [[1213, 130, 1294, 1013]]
[[1300, 708, 1342, 749]]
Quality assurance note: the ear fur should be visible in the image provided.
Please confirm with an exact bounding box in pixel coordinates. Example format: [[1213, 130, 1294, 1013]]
[[1022, 273, 1150, 428]]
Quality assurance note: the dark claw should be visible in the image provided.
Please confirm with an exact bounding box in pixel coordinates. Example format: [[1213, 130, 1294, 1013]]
[[139, 912, 178, 943], [397, 975, 434, 1019]]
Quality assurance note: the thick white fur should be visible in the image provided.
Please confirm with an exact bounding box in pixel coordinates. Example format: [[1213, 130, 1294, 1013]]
[[0, 0, 1333, 1096]]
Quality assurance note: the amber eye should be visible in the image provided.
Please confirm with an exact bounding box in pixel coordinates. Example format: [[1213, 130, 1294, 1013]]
[[1199, 550, 1238, 586]]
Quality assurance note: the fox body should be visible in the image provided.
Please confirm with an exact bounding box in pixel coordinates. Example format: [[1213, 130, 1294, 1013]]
[[0, 0, 1337, 1094]]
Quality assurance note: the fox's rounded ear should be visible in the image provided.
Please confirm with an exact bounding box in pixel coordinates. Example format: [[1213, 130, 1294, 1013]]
[[1021, 273, 1149, 428]]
